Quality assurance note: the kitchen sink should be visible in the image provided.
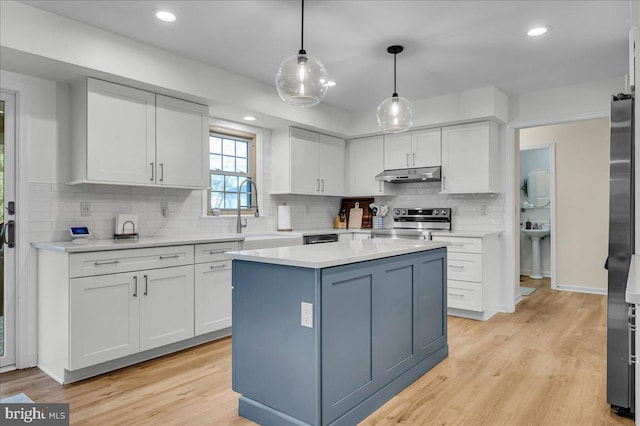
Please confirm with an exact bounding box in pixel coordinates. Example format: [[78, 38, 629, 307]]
[[241, 233, 303, 250]]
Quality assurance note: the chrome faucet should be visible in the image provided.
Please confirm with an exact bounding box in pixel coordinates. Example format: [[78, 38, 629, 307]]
[[236, 178, 259, 233]]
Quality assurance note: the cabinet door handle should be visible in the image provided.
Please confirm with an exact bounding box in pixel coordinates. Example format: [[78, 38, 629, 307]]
[[144, 274, 148, 296], [449, 243, 465, 247], [94, 260, 120, 266], [448, 292, 465, 297], [379, 181, 383, 193], [133, 276, 138, 298], [317, 179, 320, 192], [406, 153, 409, 166], [209, 250, 226, 255], [210, 264, 226, 270], [442, 176, 447, 190], [159, 254, 180, 259], [160, 163, 164, 182], [150, 162, 154, 181], [321, 179, 325, 192], [629, 305, 637, 365], [413, 153, 416, 166], [449, 264, 465, 269]]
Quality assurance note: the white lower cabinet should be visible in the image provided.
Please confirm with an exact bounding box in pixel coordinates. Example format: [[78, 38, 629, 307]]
[[38, 239, 241, 384], [69, 265, 194, 370], [69, 272, 140, 370], [194, 242, 238, 336], [431, 233, 500, 320], [194, 260, 232, 335], [139, 266, 195, 351]]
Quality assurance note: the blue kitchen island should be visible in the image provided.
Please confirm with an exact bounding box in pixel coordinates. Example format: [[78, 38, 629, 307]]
[[226, 239, 448, 426]]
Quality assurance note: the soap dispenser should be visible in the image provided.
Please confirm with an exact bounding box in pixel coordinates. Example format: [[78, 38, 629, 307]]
[[525, 220, 532, 229]]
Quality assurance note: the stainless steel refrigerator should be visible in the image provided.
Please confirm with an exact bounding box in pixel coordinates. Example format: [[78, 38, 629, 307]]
[[607, 94, 635, 418]]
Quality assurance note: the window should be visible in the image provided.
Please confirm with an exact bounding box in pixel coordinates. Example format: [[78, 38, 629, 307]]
[[208, 127, 256, 215]]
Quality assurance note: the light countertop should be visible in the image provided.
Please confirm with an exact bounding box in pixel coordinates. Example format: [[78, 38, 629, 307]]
[[431, 230, 502, 238], [626, 255, 640, 304], [226, 238, 447, 269], [296, 228, 371, 236], [32, 234, 246, 253]]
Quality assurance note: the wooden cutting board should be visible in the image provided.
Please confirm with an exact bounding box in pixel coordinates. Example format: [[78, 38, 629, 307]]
[[348, 202, 364, 229], [341, 197, 374, 229]]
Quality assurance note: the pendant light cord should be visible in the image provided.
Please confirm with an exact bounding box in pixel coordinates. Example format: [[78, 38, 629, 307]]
[[393, 53, 398, 97], [299, 0, 306, 55]]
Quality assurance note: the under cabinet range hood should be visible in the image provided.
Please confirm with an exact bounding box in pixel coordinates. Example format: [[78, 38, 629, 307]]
[[375, 166, 441, 183]]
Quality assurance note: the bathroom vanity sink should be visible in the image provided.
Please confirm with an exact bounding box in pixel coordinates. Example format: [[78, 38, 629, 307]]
[[521, 227, 551, 239], [521, 226, 551, 279]]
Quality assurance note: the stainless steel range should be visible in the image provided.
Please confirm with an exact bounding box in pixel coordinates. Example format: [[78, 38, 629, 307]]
[[372, 207, 451, 240]]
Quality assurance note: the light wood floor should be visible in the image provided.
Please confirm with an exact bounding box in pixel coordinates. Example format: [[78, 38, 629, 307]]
[[0, 278, 633, 426]]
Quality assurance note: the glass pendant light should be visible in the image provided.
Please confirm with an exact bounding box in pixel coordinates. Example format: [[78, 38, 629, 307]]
[[275, 0, 329, 107], [377, 45, 414, 133]]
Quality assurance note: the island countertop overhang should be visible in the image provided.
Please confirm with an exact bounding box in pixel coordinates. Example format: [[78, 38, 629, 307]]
[[225, 238, 447, 269]]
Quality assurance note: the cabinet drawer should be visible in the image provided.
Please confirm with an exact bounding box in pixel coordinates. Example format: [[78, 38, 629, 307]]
[[70, 245, 194, 278], [194, 241, 240, 264], [432, 236, 482, 254], [447, 280, 482, 311], [447, 252, 482, 282]]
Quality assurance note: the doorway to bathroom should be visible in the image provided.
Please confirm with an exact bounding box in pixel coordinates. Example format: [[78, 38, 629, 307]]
[[515, 117, 610, 300], [518, 144, 556, 294]]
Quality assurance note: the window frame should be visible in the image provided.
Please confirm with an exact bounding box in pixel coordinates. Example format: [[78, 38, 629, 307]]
[[207, 126, 257, 216]]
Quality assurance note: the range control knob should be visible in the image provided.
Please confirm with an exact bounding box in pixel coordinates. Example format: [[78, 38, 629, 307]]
[[434, 210, 440, 215], [394, 209, 401, 215], [401, 209, 407, 215], [441, 209, 448, 215]]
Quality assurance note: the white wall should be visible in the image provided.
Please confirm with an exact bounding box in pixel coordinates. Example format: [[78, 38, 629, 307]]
[[350, 86, 508, 137]]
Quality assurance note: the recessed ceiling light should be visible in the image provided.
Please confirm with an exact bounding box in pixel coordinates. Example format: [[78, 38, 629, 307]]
[[527, 26, 551, 37], [155, 10, 176, 23], [243, 115, 258, 121]]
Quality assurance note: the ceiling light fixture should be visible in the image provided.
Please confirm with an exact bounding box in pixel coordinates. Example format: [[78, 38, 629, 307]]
[[376, 45, 414, 133], [527, 26, 551, 37], [243, 115, 258, 121], [275, 0, 329, 107], [155, 10, 176, 23]]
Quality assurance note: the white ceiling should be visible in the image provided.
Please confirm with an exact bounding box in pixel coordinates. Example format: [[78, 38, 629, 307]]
[[20, 0, 630, 113]]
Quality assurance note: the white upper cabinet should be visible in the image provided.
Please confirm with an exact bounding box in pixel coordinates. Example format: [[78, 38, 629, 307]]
[[156, 95, 208, 188], [85, 79, 156, 185], [384, 133, 412, 169], [411, 128, 442, 168], [271, 127, 345, 195], [441, 121, 500, 194], [319, 134, 346, 195], [290, 128, 321, 194], [347, 136, 386, 196], [71, 78, 208, 189], [384, 128, 441, 169]]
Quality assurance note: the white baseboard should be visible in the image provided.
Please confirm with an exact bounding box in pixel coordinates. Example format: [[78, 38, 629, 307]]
[[514, 295, 523, 306], [556, 284, 607, 295], [519, 270, 551, 278]]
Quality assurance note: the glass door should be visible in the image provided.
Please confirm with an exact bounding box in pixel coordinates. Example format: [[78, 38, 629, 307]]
[[0, 91, 16, 369]]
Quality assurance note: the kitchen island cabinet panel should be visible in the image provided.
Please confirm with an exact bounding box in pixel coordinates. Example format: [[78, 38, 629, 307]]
[[375, 260, 416, 381], [322, 271, 376, 423], [233, 261, 320, 426], [417, 253, 447, 356], [231, 245, 448, 426]]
